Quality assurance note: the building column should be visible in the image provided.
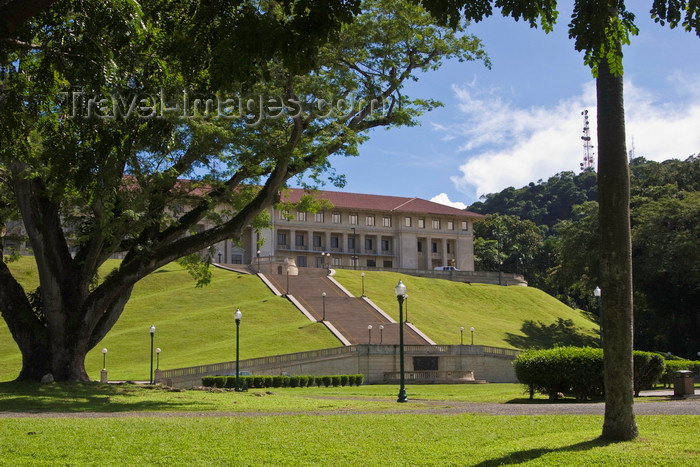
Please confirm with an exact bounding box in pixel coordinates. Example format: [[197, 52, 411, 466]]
[[425, 235, 432, 269], [441, 237, 448, 267]]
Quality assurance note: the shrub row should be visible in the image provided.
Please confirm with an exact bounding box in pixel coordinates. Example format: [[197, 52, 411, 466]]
[[201, 374, 365, 389], [660, 359, 700, 387], [513, 347, 667, 400]]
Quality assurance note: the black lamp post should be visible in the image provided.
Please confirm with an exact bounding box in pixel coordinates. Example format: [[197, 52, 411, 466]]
[[460, 327, 464, 345], [256, 249, 261, 273], [594, 286, 602, 346], [368, 324, 373, 344], [379, 325, 384, 344], [156, 348, 161, 370], [395, 280, 407, 403], [149, 325, 156, 384], [404, 294, 409, 322], [286, 267, 290, 295], [322, 292, 327, 321], [102, 348, 108, 370], [361, 272, 365, 297], [470, 326, 475, 346], [234, 308, 243, 392]]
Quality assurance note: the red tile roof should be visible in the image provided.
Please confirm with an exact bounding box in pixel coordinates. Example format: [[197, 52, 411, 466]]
[[281, 188, 484, 219]]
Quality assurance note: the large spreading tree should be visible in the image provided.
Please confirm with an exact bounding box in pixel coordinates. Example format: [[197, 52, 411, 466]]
[[418, 0, 699, 441], [0, 0, 486, 382]]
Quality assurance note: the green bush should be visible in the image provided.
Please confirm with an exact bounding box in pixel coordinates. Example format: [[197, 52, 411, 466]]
[[202, 376, 215, 387], [355, 374, 364, 386], [214, 376, 227, 388], [633, 352, 665, 396], [347, 375, 356, 386], [263, 375, 274, 388], [661, 360, 694, 387], [340, 375, 349, 387], [321, 375, 331, 387], [289, 376, 300, 388], [298, 375, 309, 387], [331, 375, 341, 387], [272, 375, 284, 387]]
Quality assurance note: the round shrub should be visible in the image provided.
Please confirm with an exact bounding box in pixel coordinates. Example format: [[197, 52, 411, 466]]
[[340, 375, 349, 387], [289, 375, 300, 388], [355, 374, 364, 386], [633, 351, 665, 396]]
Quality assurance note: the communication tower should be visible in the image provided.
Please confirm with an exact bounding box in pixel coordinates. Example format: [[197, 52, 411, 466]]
[[580, 110, 595, 171]]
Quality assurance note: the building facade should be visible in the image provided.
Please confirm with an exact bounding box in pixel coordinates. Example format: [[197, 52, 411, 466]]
[[215, 188, 484, 272]]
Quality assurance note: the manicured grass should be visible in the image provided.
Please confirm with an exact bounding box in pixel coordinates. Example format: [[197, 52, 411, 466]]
[[1, 259, 595, 382], [0, 258, 339, 382], [0, 382, 698, 465], [334, 269, 597, 347]]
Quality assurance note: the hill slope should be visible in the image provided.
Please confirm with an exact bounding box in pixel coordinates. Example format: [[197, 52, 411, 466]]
[[1, 258, 596, 381]]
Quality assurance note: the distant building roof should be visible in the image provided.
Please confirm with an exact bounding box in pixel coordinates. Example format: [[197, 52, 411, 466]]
[[281, 188, 484, 219]]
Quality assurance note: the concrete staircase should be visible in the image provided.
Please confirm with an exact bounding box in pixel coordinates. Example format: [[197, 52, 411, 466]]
[[261, 268, 433, 346]]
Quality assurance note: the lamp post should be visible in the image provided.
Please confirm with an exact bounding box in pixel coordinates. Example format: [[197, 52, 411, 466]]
[[322, 292, 327, 321], [352, 227, 357, 270], [234, 308, 243, 392], [368, 324, 373, 344], [395, 280, 408, 403], [149, 325, 156, 384], [156, 348, 161, 370], [256, 249, 261, 273], [361, 272, 365, 297], [404, 294, 409, 322], [470, 327, 475, 346], [286, 267, 290, 295], [102, 348, 108, 370], [594, 286, 602, 346], [460, 327, 464, 345], [379, 325, 384, 344]]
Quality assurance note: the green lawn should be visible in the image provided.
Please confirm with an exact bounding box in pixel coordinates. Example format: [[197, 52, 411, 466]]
[[0, 382, 697, 466], [1, 258, 596, 382], [334, 269, 597, 347]]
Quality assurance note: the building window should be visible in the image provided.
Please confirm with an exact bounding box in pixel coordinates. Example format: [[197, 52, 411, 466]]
[[295, 234, 305, 247], [330, 235, 339, 248], [297, 256, 307, 267], [332, 212, 341, 224], [366, 215, 375, 226], [367, 259, 376, 267], [405, 217, 412, 227], [418, 218, 425, 228], [432, 242, 437, 253], [417, 241, 422, 252], [382, 216, 392, 227], [447, 243, 451, 254], [365, 238, 373, 250], [315, 212, 324, 223], [349, 214, 358, 225], [332, 257, 342, 266], [381, 239, 391, 251], [313, 235, 322, 248], [383, 260, 393, 268], [432, 219, 440, 229], [279, 209, 290, 220], [297, 211, 306, 221], [462, 221, 468, 231], [277, 232, 287, 246], [348, 237, 356, 250], [447, 220, 454, 230]]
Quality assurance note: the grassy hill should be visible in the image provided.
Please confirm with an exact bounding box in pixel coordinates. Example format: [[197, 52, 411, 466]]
[[0, 258, 596, 382]]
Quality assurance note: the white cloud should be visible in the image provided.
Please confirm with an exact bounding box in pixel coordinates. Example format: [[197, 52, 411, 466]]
[[430, 193, 467, 209], [439, 76, 700, 200]]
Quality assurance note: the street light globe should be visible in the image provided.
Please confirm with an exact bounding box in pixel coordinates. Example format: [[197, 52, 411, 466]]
[[150, 325, 156, 335], [395, 281, 406, 297], [368, 324, 373, 330], [361, 272, 365, 277], [234, 308, 242, 322], [102, 348, 108, 354], [460, 327, 464, 332], [156, 348, 161, 354], [470, 327, 475, 332], [380, 325, 384, 330], [593, 286, 601, 297], [322, 292, 326, 297]]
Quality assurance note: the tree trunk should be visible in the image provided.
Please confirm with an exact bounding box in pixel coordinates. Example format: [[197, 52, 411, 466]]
[[596, 60, 638, 441]]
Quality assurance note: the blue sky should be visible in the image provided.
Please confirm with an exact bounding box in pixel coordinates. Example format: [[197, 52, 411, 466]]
[[299, 6, 700, 208]]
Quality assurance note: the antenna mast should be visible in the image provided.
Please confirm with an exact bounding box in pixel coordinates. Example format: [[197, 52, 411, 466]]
[[580, 110, 595, 171]]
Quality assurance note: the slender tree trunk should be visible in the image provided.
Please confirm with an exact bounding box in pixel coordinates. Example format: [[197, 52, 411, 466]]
[[596, 60, 638, 441]]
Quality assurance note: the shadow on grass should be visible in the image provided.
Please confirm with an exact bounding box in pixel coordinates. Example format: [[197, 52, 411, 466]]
[[505, 318, 599, 350], [474, 438, 619, 466], [0, 381, 203, 413]]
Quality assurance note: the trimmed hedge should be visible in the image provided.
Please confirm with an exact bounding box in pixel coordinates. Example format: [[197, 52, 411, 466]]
[[202, 374, 364, 389], [660, 359, 698, 387], [514, 347, 668, 401]]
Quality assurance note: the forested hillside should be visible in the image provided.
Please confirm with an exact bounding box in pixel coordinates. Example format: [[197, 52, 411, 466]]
[[468, 156, 699, 359]]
